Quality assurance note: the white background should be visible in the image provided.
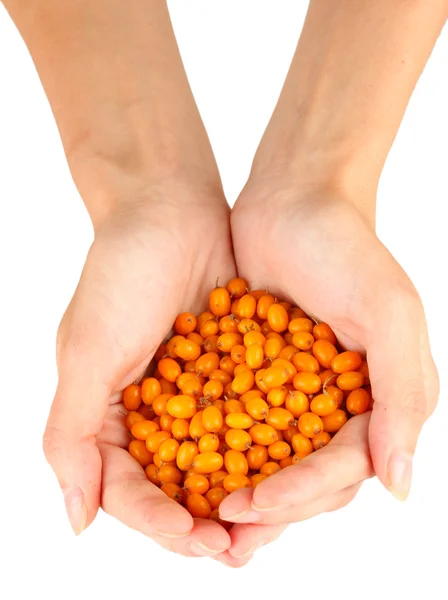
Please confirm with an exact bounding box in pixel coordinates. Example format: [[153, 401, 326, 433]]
[[1, 1, 447, 599]]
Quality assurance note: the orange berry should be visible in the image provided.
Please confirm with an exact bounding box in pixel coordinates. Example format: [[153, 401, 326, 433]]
[[331, 351, 363, 374], [145, 430, 172, 453], [187, 332, 204, 346], [346, 388, 370, 415], [249, 423, 279, 445], [217, 332, 243, 352], [225, 428, 252, 451], [174, 339, 202, 361], [195, 352, 220, 377], [278, 345, 299, 362], [324, 384, 344, 407], [171, 418, 190, 441], [141, 378, 162, 406], [292, 353, 320, 374], [158, 358, 182, 383], [283, 423, 299, 444], [166, 335, 184, 358], [209, 286, 231, 317], [219, 314, 239, 334], [267, 303, 289, 333], [174, 312, 197, 335], [247, 444, 269, 470], [285, 390, 310, 418], [225, 412, 254, 429], [125, 410, 145, 430], [176, 441, 199, 471], [161, 482, 183, 503], [223, 473, 251, 493], [123, 384, 142, 411], [231, 370, 255, 395], [251, 289, 268, 300], [202, 406, 223, 433], [240, 389, 265, 404], [184, 474, 210, 495], [184, 360, 197, 373], [310, 393, 338, 417], [267, 386, 288, 407], [319, 369, 338, 385], [251, 473, 268, 487], [158, 438, 180, 463], [312, 431, 332, 450], [226, 277, 248, 299], [202, 334, 219, 353], [262, 366, 289, 388], [244, 331, 266, 348], [257, 294, 276, 320], [145, 463, 159, 484], [313, 322, 337, 345], [187, 493, 212, 518], [166, 394, 196, 419], [131, 419, 160, 440], [268, 441, 291, 460], [271, 358, 297, 383], [266, 407, 295, 431], [321, 409, 348, 433], [203, 378, 225, 399], [235, 294, 257, 319], [291, 432, 313, 458], [159, 378, 177, 395], [198, 433, 220, 453], [260, 462, 281, 476], [255, 369, 270, 394], [220, 356, 237, 375], [264, 337, 284, 361], [336, 371, 365, 391], [205, 487, 229, 509], [209, 470, 229, 488], [293, 372, 322, 395], [200, 320, 220, 339], [292, 332, 315, 350], [224, 399, 245, 414], [224, 449, 249, 475], [129, 440, 154, 467], [312, 340, 339, 369], [297, 412, 324, 438], [230, 344, 247, 364], [157, 464, 182, 485], [246, 397, 269, 420], [192, 452, 224, 474], [237, 318, 261, 335], [280, 457, 294, 468], [288, 318, 314, 335]]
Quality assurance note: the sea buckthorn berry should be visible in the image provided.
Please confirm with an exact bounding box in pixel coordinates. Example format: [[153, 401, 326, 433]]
[[202, 405, 223, 433], [312, 431, 332, 450], [205, 487, 228, 509], [324, 385, 344, 407], [225, 428, 252, 451], [184, 474, 210, 495], [166, 335, 184, 358], [268, 441, 291, 460], [123, 384, 141, 411], [293, 372, 322, 395], [145, 431, 172, 453], [171, 418, 190, 441], [322, 409, 348, 433], [291, 433, 313, 459], [249, 423, 279, 445], [346, 388, 370, 415], [310, 394, 339, 417], [187, 331, 204, 345], [264, 337, 284, 361], [224, 449, 249, 475], [187, 412, 205, 441], [176, 441, 199, 471], [271, 358, 297, 383], [331, 351, 363, 374], [237, 318, 261, 334], [336, 371, 365, 391], [200, 320, 219, 338], [257, 294, 275, 319], [223, 382, 239, 400], [230, 344, 247, 364], [131, 419, 160, 440], [262, 366, 289, 388], [278, 345, 299, 361], [155, 344, 167, 362], [153, 453, 171, 469], [285, 390, 310, 418], [209, 470, 228, 488], [129, 440, 154, 467], [280, 457, 294, 468], [292, 332, 315, 350], [158, 438, 180, 463], [192, 452, 224, 474], [159, 378, 177, 395], [266, 407, 295, 430], [225, 412, 254, 429], [224, 399, 245, 414], [141, 377, 162, 406], [217, 332, 243, 352], [246, 397, 269, 420], [187, 493, 212, 518], [283, 424, 299, 444], [202, 334, 219, 353], [157, 464, 182, 485], [244, 331, 266, 348], [161, 483, 183, 503], [233, 363, 251, 376], [267, 303, 289, 333], [223, 474, 251, 493], [319, 369, 338, 385], [198, 433, 220, 453], [267, 386, 288, 407], [166, 395, 197, 419], [240, 389, 265, 403], [145, 463, 159, 484], [174, 312, 197, 335], [251, 473, 268, 487], [260, 320, 272, 336], [183, 360, 197, 373], [312, 340, 339, 369], [209, 285, 231, 317], [292, 353, 320, 374], [288, 318, 314, 335], [245, 344, 264, 370], [125, 410, 145, 430], [220, 356, 237, 375], [174, 339, 202, 361], [158, 357, 182, 383], [203, 379, 224, 400], [247, 444, 269, 470], [251, 289, 268, 300], [231, 298, 240, 314], [313, 322, 337, 345], [226, 277, 248, 299], [260, 462, 281, 476], [283, 332, 294, 345], [219, 315, 239, 334], [298, 412, 324, 438], [195, 352, 220, 377], [289, 308, 308, 320], [235, 294, 257, 319], [231, 370, 255, 395]]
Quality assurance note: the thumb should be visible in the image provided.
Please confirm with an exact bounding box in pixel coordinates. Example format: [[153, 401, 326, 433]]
[[43, 325, 112, 535], [366, 287, 439, 501]]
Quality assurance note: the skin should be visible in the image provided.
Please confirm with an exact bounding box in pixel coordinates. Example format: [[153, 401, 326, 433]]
[[3, 0, 446, 565]]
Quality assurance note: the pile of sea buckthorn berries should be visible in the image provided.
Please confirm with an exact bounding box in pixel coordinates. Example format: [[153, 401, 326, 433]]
[[123, 278, 371, 527]]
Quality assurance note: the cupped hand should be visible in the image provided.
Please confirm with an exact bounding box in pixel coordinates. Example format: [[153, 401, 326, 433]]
[[43, 179, 240, 557], [223, 179, 438, 543]]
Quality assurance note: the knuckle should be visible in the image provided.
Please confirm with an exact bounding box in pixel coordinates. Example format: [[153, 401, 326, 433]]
[[42, 424, 66, 466]]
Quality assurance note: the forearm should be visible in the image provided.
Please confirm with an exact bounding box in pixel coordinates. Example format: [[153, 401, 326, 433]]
[[252, 0, 447, 210], [3, 0, 220, 226]]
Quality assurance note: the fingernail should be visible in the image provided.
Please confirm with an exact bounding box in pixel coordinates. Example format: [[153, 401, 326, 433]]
[[63, 485, 87, 535], [232, 541, 267, 558], [154, 529, 191, 539], [218, 509, 261, 523], [387, 451, 413, 501], [250, 501, 290, 513], [190, 542, 223, 556]]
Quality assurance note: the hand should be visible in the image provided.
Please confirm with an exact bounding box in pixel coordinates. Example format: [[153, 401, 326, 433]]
[[221, 178, 438, 543], [43, 178, 238, 558]]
